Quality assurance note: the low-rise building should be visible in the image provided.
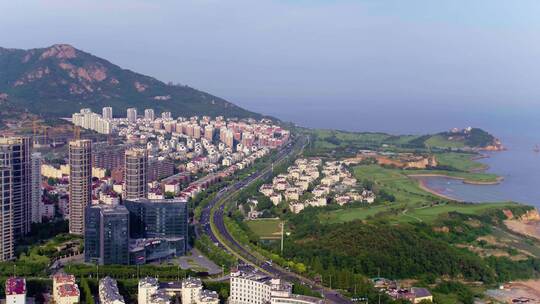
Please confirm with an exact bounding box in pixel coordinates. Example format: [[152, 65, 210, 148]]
[[289, 202, 305, 214], [5, 277, 26, 304], [270, 193, 282, 206], [53, 274, 80, 304], [229, 269, 322, 304], [138, 277, 159, 304], [99, 276, 125, 304]]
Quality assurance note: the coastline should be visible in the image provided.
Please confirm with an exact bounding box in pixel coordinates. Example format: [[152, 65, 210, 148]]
[[413, 176, 463, 202], [407, 173, 503, 185], [505, 219, 540, 241]]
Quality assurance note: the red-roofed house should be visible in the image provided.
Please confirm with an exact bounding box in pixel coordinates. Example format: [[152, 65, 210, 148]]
[[53, 274, 80, 304], [6, 277, 26, 304]]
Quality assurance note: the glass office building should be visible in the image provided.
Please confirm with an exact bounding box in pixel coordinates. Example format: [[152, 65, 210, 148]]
[[124, 198, 188, 252], [84, 204, 130, 265]]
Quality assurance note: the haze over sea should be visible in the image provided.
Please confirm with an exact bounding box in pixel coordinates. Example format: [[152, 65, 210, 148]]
[[240, 100, 540, 208]]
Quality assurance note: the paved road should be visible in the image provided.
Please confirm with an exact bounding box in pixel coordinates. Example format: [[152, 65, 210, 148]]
[[199, 137, 353, 304]]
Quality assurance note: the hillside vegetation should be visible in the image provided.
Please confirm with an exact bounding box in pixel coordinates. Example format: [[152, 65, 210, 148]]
[[0, 44, 259, 120], [303, 128, 500, 157]]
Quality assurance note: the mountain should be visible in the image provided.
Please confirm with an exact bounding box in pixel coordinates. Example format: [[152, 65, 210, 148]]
[[0, 44, 260, 119]]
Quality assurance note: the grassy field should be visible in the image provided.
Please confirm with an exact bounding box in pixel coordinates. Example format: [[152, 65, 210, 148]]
[[401, 202, 518, 223], [318, 164, 513, 224], [246, 219, 282, 239], [305, 129, 398, 155], [436, 152, 487, 172], [426, 135, 466, 148], [319, 205, 392, 224], [405, 169, 500, 183], [354, 165, 437, 204]]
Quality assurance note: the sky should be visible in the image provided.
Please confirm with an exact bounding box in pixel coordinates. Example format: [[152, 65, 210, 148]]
[[2, 0, 540, 133]]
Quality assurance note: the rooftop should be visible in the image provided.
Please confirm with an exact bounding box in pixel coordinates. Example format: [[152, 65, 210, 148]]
[[99, 277, 125, 304], [53, 273, 76, 284], [57, 283, 80, 297], [181, 277, 203, 289], [139, 277, 159, 288], [5, 277, 26, 295]]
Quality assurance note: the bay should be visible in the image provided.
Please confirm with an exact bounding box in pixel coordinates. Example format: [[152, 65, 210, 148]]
[[240, 99, 540, 207]]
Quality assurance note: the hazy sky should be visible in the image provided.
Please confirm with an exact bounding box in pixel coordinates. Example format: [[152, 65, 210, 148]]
[[2, 0, 540, 132]]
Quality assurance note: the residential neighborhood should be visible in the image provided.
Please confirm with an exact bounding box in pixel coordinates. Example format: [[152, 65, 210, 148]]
[[259, 158, 375, 214]]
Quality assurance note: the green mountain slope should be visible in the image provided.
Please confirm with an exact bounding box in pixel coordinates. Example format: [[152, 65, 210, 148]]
[[0, 44, 260, 119]]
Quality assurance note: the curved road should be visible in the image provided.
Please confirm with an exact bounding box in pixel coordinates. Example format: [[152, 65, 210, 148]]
[[199, 137, 352, 304]]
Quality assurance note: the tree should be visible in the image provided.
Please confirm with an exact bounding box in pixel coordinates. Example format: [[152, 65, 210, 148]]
[[164, 191, 175, 199]]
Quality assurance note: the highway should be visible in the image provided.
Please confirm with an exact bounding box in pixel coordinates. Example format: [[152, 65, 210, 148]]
[[199, 136, 352, 304]]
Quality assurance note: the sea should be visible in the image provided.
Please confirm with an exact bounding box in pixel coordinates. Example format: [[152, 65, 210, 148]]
[[239, 99, 540, 208]]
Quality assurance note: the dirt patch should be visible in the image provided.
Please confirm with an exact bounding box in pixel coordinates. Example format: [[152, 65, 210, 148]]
[[486, 280, 540, 303], [505, 220, 540, 241]]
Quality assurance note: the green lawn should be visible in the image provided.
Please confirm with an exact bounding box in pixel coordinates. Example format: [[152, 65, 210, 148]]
[[354, 165, 437, 204], [306, 129, 393, 155], [318, 164, 513, 224], [319, 205, 391, 224], [436, 152, 487, 172], [426, 135, 465, 148], [404, 169, 499, 183], [246, 219, 282, 239]]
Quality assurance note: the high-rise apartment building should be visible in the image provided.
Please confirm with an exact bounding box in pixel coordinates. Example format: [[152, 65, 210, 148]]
[[147, 158, 175, 182], [124, 148, 148, 200], [144, 109, 155, 121], [92, 144, 126, 170], [68, 139, 92, 235], [0, 137, 31, 238], [204, 125, 214, 142], [85, 204, 130, 265], [72, 109, 112, 134], [161, 112, 172, 120], [127, 108, 137, 123], [225, 130, 234, 149], [0, 165, 14, 261], [102, 107, 113, 120], [31, 152, 42, 224]]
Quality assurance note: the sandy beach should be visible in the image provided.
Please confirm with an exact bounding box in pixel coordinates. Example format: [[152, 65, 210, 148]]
[[412, 176, 463, 201]]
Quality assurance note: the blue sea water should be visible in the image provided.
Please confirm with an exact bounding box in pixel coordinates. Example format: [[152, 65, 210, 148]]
[[240, 99, 540, 207]]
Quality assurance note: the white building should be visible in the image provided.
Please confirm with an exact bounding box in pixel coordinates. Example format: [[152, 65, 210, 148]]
[[229, 270, 323, 304], [198, 290, 219, 304], [31, 152, 42, 223], [103, 107, 113, 120], [145, 109, 155, 121], [138, 277, 159, 304], [99, 277, 125, 304], [5, 277, 26, 304], [72, 109, 112, 134], [127, 108, 138, 123], [161, 112, 172, 120], [181, 277, 203, 304]]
